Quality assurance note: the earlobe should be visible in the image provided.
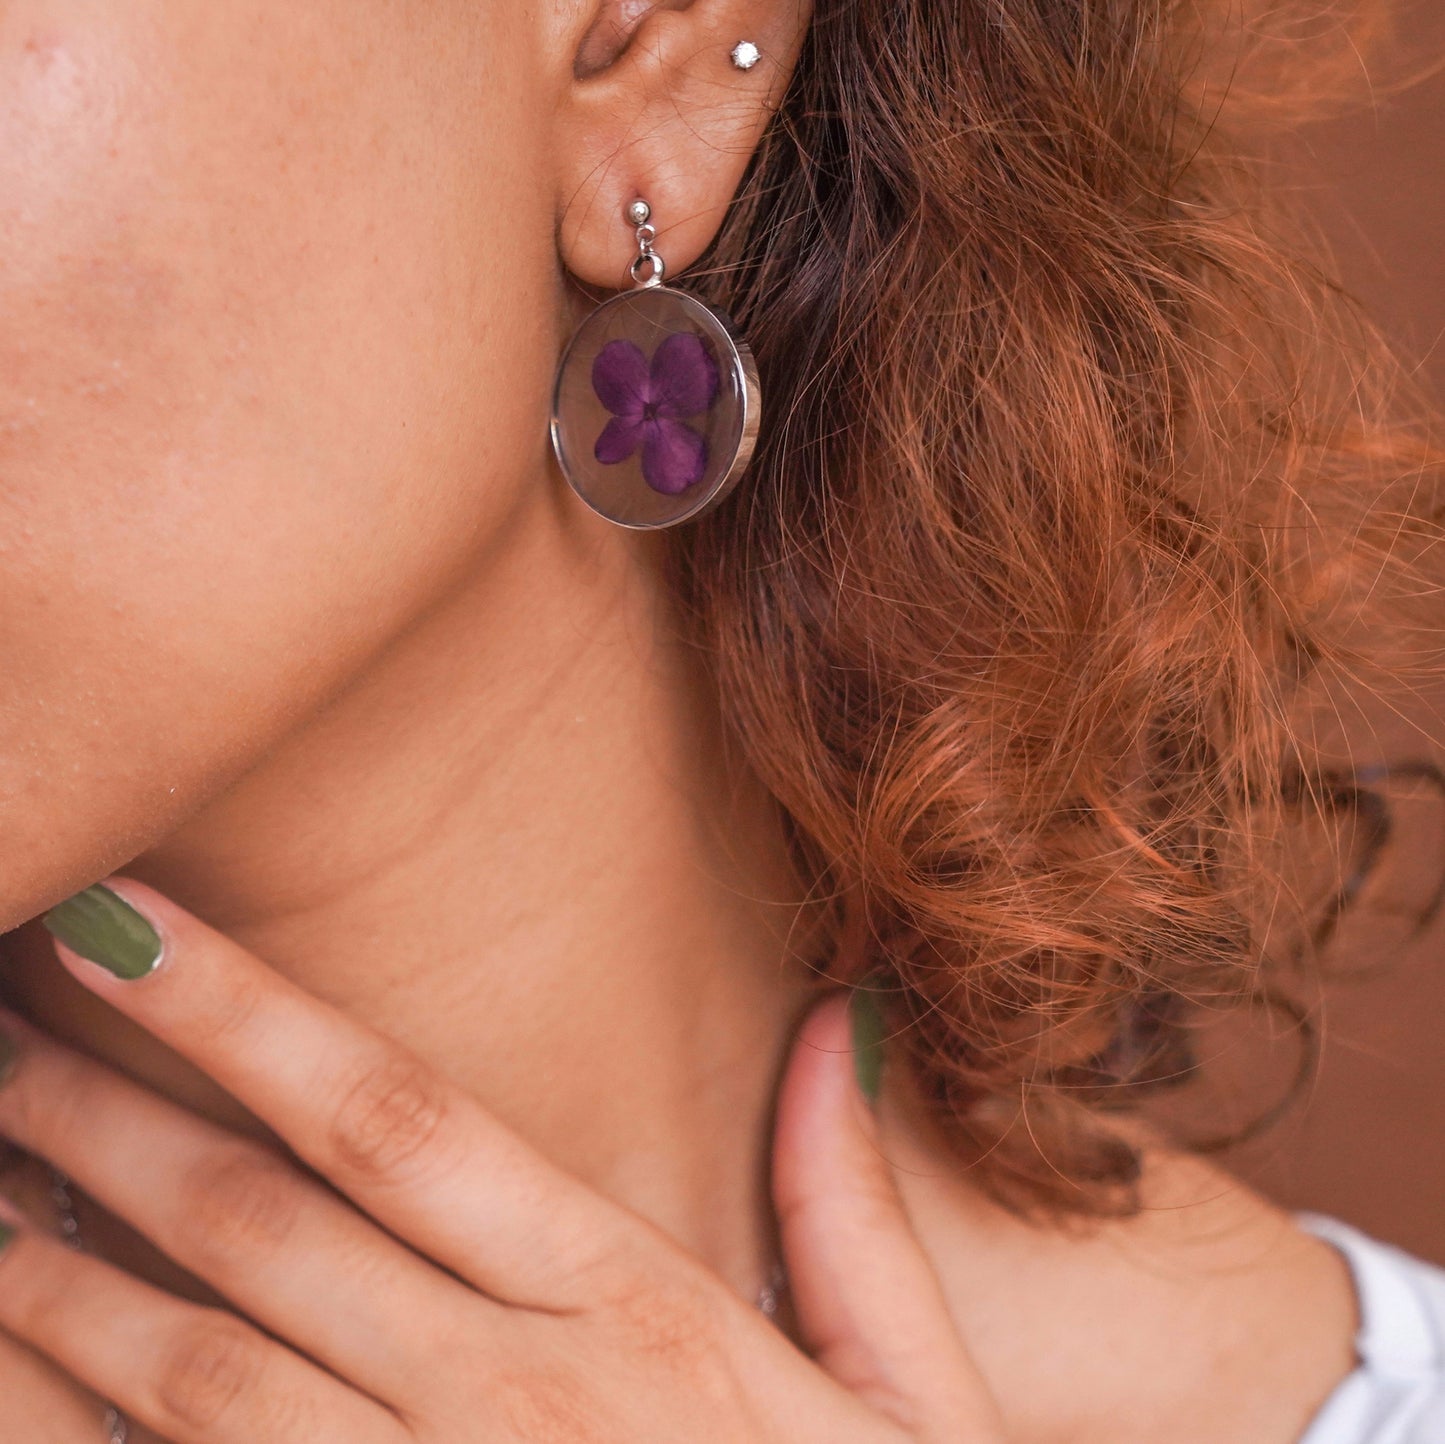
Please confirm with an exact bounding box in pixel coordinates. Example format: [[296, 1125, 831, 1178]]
[[553, 0, 812, 291]]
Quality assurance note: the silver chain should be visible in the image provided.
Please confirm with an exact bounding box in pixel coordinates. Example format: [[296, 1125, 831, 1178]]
[[48, 1167, 128, 1443], [755, 1256, 788, 1319]]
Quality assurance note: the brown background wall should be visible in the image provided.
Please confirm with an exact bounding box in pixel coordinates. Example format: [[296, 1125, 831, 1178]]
[[1219, 7, 1445, 1265]]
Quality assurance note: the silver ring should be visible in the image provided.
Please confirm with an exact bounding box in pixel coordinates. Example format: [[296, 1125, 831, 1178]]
[[628, 251, 666, 287]]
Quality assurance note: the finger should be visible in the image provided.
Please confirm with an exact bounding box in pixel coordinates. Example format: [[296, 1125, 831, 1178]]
[[0, 1209, 400, 1444], [771, 990, 1009, 1443], [0, 1009, 477, 1402], [43, 878, 647, 1310]]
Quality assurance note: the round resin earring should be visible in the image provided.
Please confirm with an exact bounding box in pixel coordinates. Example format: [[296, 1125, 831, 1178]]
[[549, 197, 761, 530]]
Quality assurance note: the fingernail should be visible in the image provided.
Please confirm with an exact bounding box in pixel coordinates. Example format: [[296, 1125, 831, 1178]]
[[0, 1029, 16, 1088], [0, 1221, 14, 1258], [849, 982, 885, 1103], [42, 883, 163, 980]]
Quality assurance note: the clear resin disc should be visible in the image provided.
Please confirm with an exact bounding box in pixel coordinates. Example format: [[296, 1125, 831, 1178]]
[[549, 285, 760, 529]]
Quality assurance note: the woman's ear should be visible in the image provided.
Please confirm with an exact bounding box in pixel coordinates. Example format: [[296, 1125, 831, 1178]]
[[552, 0, 813, 291]]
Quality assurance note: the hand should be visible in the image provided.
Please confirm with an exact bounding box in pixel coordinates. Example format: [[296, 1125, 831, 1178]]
[[0, 877, 1009, 1443]]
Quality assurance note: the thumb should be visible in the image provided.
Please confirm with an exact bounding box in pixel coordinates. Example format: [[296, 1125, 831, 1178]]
[[771, 988, 1009, 1442]]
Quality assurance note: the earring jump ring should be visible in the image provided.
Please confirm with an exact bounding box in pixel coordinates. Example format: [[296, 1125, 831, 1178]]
[[628, 251, 667, 288]]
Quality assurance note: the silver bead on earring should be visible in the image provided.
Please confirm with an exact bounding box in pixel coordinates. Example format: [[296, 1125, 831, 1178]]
[[730, 40, 760, 70]]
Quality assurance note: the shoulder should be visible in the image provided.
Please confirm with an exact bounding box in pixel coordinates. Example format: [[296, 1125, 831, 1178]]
[[1297, 1213, 1445, 1330], [1292, 1213, 1445, 1444], [872, 1075, 1361, 1444]]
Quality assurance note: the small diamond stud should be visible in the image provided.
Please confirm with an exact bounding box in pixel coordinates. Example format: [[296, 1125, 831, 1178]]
[[730, 39, 760, 70]]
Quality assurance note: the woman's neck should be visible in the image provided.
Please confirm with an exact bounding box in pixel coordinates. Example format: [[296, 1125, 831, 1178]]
[[0, 502, 1366, 1443], [0, 506, 821, 1302]]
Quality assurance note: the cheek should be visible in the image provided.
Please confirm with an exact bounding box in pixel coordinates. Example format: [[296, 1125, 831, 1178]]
[[0, 2, 557, 913]]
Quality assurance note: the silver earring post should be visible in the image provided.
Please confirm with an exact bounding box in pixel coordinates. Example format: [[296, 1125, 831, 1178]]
[[730, 40, 760, 70], [625, 198, 665, 288]]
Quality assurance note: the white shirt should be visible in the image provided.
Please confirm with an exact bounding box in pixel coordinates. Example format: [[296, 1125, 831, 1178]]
[[1296, 1212, 1445, 1443]]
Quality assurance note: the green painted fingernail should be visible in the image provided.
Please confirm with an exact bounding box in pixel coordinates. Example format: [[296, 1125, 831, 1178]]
[[850, 983, 885, 1103], [42, 884, 162, 980], [0, 1221, 14, 1257], [0, 1031, 16, 1088]]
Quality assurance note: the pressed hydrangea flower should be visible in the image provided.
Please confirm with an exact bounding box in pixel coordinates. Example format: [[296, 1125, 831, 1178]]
[[591, 331, 719, 495]]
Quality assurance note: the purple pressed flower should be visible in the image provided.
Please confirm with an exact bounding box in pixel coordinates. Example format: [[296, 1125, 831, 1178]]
[[591, 331, 719, 495]]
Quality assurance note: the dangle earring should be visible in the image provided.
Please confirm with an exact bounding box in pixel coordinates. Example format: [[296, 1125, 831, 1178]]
[[549, 194, 761, 529]]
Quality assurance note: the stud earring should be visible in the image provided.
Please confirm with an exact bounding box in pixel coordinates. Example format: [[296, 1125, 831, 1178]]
[[730, 40, 761, 70], [548, 194, 762, 530]]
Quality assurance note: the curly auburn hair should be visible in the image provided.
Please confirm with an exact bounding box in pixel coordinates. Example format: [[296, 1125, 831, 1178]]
[[672, 0, 1445, 1216]]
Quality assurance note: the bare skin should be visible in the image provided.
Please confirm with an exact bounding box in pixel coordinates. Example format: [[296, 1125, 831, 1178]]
[[0, 1, 1360, 1440]]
